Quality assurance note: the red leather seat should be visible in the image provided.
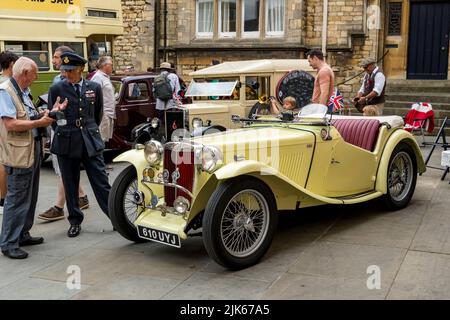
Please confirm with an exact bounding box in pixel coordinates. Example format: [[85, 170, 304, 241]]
[[331, 119, 380, 151]]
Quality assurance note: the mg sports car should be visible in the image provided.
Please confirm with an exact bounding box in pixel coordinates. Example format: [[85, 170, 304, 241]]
[[108, 105, 425, 270]]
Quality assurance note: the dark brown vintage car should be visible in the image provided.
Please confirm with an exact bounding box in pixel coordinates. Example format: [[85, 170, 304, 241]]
[[109, 72, 191, 151]]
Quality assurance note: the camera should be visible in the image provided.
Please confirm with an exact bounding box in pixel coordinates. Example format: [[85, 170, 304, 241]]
[[30, 110, 67, 140]]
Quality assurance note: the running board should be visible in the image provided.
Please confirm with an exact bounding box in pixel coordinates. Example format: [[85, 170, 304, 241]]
[[334, 191, 383, 204]]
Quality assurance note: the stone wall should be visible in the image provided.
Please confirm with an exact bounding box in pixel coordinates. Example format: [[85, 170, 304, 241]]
[[114, 0, 384, 100], [329, 0, 382, 100], [160, 0, 306, 80], [113, 0, 155, 72], [304, 0, 382, 100]]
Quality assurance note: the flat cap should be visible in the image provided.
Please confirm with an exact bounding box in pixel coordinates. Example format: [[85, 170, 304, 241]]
[[359, 57, 377, 67]]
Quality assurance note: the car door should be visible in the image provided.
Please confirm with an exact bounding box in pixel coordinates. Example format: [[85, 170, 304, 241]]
[[115, 80, 155, 143], [323, 135, 378, 197]]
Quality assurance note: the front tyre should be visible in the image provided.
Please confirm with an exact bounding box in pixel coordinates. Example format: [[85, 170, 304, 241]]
[[109, 165, 147, 243], [382, 143, 418, 210], [202, 176, 278, 270]]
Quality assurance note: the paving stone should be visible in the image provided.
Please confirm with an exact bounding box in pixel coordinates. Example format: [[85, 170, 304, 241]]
[[162, 272, 271, 300], [262, 273, 386, 300], [0, 277, 88, 300], [31, 249, 129, 285], [411, 202, 450, 254], [321, 200, 428, 248], [200, 233, 317, 283], [387, 251, 450, 300], [71, 275, 180, 300], [288, 241, 406, 282], [0, 254, 63, 289]]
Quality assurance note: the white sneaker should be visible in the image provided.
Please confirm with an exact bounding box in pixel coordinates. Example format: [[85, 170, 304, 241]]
[[0, 206, 3, 215]]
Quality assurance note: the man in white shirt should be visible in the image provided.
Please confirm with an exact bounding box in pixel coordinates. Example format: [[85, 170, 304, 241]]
[[154, 62, 181, 124], [353, 57, 386, 116], [91, 56, 116, 142]]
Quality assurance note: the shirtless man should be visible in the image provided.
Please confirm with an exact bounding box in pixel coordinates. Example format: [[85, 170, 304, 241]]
[[307, 49, 335, 107]]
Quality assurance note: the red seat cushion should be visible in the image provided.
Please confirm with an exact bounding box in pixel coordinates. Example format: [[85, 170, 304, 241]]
[[331, 119, 380, 151]]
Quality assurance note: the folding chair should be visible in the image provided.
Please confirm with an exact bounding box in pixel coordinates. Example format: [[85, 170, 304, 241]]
[[423, 116, 450, 183], [404, 102, 435, 145]]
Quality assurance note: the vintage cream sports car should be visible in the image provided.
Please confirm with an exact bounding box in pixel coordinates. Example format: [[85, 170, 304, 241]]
[[109, 105, 425, 270]]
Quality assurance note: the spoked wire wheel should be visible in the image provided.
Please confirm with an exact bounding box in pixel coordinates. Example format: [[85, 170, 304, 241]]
[[220, 190, 270, 258], [123, 178, 139, 227], [203, 176, 278, 270], [382, 143, 417, 210], [388, 151, 413, 202], [109, 165, 148, 242]]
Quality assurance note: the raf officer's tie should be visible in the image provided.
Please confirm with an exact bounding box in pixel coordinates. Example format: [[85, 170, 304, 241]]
[[74, 84, 81, 98]]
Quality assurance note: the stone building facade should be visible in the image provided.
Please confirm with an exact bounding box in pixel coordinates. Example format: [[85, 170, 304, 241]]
[[113, 0, 155, 72], [154, 0, 384, 98], [113, 0, 450, 99]]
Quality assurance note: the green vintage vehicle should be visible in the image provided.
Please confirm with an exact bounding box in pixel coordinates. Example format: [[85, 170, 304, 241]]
[[109, 105, 425, 270]]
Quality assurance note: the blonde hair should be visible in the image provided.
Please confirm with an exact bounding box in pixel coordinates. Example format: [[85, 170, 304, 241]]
[[363, 105, 379, 116], [12, 57, 37, 77], [283, 96, 296, 108]]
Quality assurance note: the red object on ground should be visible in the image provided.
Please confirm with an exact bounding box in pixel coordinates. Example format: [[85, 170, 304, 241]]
[[404, 102, 435, 133]]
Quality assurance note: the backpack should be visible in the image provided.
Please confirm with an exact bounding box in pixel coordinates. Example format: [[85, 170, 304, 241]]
[[153, 73, 173, 101]]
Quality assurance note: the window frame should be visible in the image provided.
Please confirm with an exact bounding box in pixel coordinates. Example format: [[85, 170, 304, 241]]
[[265, 0, 285, 38], [124, 81, 150, 102], [218, 0, 237, 38], [4, 41, 50, 72], [241, 0, 260, 38], [244, 75, 271, 101], [387, 1, 402, 37], [196, 0, 214, 39]]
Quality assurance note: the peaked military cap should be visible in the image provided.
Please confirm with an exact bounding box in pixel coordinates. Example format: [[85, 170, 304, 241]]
[[60, 52, 88, 71]]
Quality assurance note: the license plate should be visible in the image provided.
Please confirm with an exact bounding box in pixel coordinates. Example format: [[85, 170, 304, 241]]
[[137, 225, 181, 248]]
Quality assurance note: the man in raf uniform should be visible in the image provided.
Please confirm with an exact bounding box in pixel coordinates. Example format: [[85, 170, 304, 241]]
[[48, 52, 111, 238]]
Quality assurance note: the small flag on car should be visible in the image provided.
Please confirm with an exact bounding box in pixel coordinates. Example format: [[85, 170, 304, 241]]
[[328, 88, 344, 112]]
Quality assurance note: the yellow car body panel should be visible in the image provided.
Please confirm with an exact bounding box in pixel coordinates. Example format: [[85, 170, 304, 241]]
[[135, 210, 188, 240], [113, 149, 164, 201]]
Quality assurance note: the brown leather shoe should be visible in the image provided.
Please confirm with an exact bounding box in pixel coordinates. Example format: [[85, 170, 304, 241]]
[[79, 195, 89, 210], [38, 206, 64, 221]]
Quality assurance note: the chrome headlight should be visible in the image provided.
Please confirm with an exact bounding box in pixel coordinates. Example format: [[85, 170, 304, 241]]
[[201, 146, 223, 173], [192, 117, 203, 129], [144, 140, 164, 166], [174, 196, 190, 214], [151, 117, 160, 129]]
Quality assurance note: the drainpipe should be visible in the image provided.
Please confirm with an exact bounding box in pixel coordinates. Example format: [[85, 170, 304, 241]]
[[154, 0, 160, 68], [322, 0, 329, 59], [163, 0, 167, 62]]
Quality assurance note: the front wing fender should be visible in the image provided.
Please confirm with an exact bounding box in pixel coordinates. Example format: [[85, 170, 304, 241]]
[[375, 129, 426, 194]]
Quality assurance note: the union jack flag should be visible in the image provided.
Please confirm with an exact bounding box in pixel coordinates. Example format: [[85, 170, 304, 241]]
[[328, 88, 344, 112]]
